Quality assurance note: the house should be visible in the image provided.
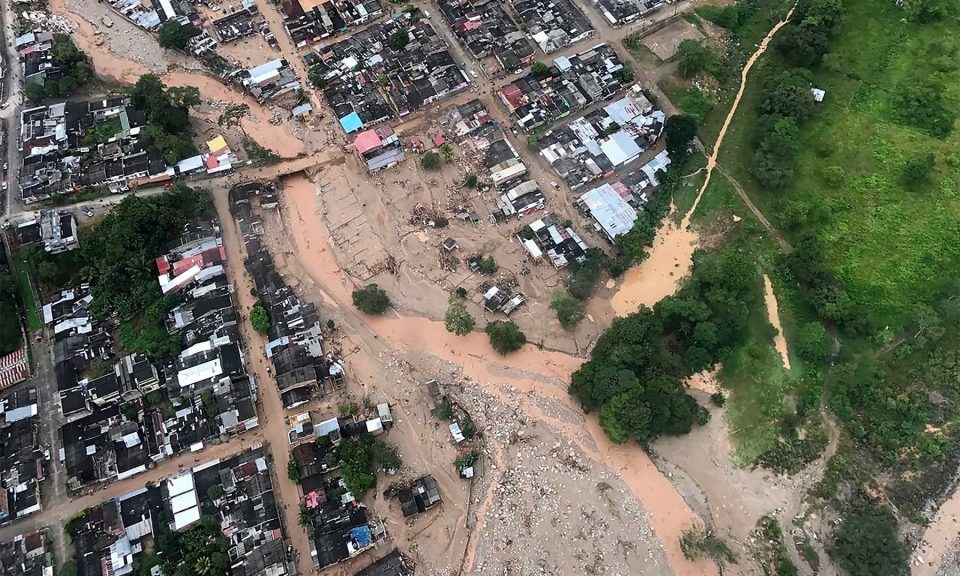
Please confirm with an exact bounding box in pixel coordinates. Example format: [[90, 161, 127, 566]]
[[393, 475, 442, 517], [353, 125, 405, 172]]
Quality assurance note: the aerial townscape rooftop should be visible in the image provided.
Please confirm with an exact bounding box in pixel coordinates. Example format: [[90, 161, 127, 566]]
[[0, 0, 955, 575]]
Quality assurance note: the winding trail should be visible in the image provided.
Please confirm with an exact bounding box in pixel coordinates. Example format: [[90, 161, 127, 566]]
[[682, 6, 796, 229]]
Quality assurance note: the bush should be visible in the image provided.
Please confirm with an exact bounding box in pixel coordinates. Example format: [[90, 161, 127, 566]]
[[676, 40, 710, 78], [250, 301, 270, 333], [664, 114, 698, 159], [445, 294, 476, 335], [680, 527, 737, 564], [352, 284, 391, 314], [526, 135, 539, 149], [485, 321, 526, 355], [821, 166, 846, 187], [157, 20, 188, 50], [464, 173, 478, 188], [206, 484, 224, 500], [901, 154, 934, 183], [551, 290, 586, 330], [421, 151, 441, 170], [710, 391, 726, 406], [531, 61, 551, 78]]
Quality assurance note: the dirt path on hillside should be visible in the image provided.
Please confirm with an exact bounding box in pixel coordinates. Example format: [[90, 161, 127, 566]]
[[763, 274, 791, 370], [682, 6, 796, 228]]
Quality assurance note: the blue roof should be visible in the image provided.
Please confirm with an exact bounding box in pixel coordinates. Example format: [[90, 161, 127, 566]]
[[339, 112, 363, 133], [351, 525, 372, 548]]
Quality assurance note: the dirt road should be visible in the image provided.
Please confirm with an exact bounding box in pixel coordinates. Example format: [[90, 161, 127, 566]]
[[210, 187, 315, 573], [0, 438, 255, 543]]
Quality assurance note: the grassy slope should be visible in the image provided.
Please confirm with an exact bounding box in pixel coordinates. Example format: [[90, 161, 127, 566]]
[[11, 256, 42, 332], [720, 0, 960, 331]]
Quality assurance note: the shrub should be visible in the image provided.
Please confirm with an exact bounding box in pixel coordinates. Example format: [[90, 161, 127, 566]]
[[485, 321, 526, 355], [821, 166, 846, 187], [388, 29, 409, 51], [287, 457, 301, 482], [830, 505, 908, 576], [676, 39, 710, 78], [796, 322, 830, 364], [664, 114, 698, 159], [206, 484, 224, 500], [710, 392, 726, 406], [421, 151, 441, 170], [901, 154, 934, 183], [352, 284, 391, 314], [464, 173, 478, 188]]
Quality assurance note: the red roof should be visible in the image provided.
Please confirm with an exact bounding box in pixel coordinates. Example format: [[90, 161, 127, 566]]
[[170, 247, 225, 276], [206, 156, 219, 169], [156, 255, 171, 275], [432, 134, 445, 147], [353, 129, 383, 155], [500, 84, 523, 110]]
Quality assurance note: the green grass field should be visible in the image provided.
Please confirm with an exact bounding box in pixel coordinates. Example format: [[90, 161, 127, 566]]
[[11, 257, 42, 332], [718, 0, 960, 332]]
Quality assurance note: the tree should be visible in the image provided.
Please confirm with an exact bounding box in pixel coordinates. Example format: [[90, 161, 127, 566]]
[[759, 69, 815, 123], [676, 39, 710, 78], [796, 321, 830, 363], [421, 151, 441, 170], [614, 63, 634, 84], [902, 0, 945, 21], [664, 114, 698, 159], [206, 484, 224, 500], [298, 504, 311, 526], [830, 506, 908, 576], [439, 144, 455, 162], [250, 301, 270, 333], [600, 388, 653, 443], [60, 561, 78, 576], [464, 173, 478, 188], [821, 165, 845, 187], [570, 364, 641, 412], [485, 321, 526, 355], [531, 61, 551, 78], [752, 117, 801, 189], [157, 20, 188, 50], [526, 135, 539, 149], [352, 284, 391, 314], [388, 28, 410, 51], [551, 290, 586, 330], [445, 294, 476, 335], [477, 255, 497, 275], [893, 77, 956, 138], [308, 67, 328, 89]]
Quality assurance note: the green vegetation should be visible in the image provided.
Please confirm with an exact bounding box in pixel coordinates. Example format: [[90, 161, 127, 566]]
[[206, 484, 224, 500], [9, 255, 41, 332], [476, 255, 497, 275], [250, 301, 270, 333], [664, 114, 698, 158], [485, 320, 526, 355], [337, 434, 402, 495], [287, 456, 301, 482], [439, 143, 455, 162], [82, 118, 123, 146], [444, 293, 475, 335], [830, 503, 908, 576], [433, 399, 454, 420], [59, 561, 78, 576], [243, 137, 279, 163], [676, 39, 711, 78], [464, 173, 478, 188], [679, 527, 737, 564], [388, 28, 410, 51], [421, 151, 441, 170], [550, 290, 585, 330], [531, 61, 551, 78], [131, 75, 201, 164], [218, 104, 250, 130], [156, 514, 231, 576], [352, 284, 391, 314], [25, 35, 93, 100], [157, 20, 189, 50], [337, 400, 360, 417]]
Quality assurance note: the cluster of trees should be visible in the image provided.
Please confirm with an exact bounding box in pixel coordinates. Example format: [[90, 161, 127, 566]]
[[156, 514, 232, 576], [786, 234, 859, 330], [25, 35, 93, 100], [664, 114, 699, 160], [745, 0, 844, 188], [336, 434, 402, 496], [0, 269, 22, 355], [131, 74, 201, 164], [352, 284, 391, 314], [830, 501, 908, 576], [78, 186, 212, 359], [444, 292, 475, 335], [614, 165, 681, 263], [570, 248, 762, 444]]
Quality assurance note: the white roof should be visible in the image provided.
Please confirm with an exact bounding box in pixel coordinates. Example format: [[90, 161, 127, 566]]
[[166, 471, 195, 497], [449, 423, 465, 443], [170, 490, 197, 514], [600, 132, 642, 167], [177, 358, 222, 387], [314, 417, 341, 437], [172, 506, 201, 532], [521, 239, 543, 259], [121, 432, 141, 448]]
